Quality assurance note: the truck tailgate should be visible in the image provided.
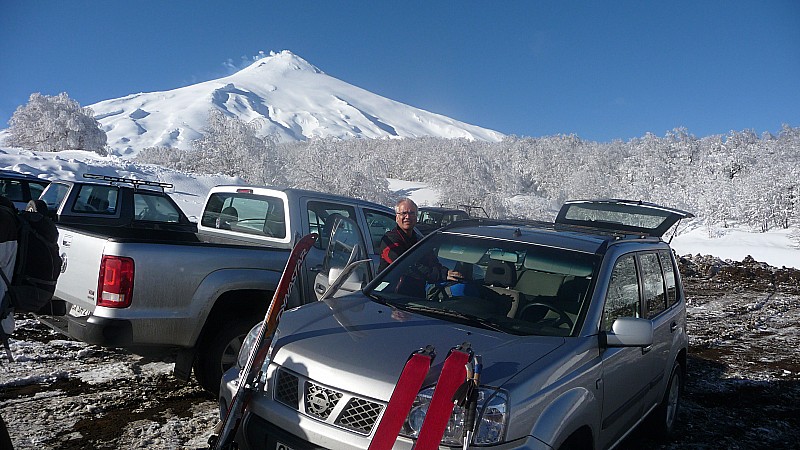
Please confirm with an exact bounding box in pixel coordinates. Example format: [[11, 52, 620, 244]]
[[55, 227, 109, 313]]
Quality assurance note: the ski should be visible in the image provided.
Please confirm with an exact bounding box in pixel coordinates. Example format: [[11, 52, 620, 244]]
[[210, 232, 318, 450], [369, 345, 436, 450], [413, 342, 473, 450]]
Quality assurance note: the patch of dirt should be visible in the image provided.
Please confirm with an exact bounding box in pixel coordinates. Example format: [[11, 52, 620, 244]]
[[2, 254, 800, 449]]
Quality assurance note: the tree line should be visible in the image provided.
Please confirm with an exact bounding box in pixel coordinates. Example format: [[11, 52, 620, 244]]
[[5, 93, 798, 232]]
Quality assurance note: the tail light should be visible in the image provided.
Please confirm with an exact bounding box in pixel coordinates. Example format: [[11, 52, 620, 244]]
[[97, 256, 134, 308]]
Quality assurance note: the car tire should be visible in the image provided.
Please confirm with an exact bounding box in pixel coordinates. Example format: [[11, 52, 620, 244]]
[[648, 360, 683, 438], [194, 318, 257, 395]]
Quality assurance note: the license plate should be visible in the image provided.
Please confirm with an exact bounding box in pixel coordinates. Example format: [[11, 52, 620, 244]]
[[275, 442, 295, 450], [68, 304, 91, 318]]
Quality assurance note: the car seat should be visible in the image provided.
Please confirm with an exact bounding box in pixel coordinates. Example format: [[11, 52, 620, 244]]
[[217, 206, 238, 230]]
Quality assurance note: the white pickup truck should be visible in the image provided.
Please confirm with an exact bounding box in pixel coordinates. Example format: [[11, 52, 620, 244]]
[[37, 174, 397, 393]]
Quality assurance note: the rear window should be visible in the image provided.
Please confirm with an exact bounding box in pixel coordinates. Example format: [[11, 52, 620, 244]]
[[201, 192, 286, 239]]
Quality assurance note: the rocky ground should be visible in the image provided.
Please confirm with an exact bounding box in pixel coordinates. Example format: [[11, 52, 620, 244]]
[[1, 255, 799, 449]]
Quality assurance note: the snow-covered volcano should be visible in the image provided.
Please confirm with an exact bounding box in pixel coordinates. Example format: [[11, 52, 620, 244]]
[[90, 51, 504, 156]]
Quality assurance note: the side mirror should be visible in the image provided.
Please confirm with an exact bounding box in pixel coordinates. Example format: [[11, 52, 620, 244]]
[[322, 259, 373, 300], [603, 317, 653, 348]]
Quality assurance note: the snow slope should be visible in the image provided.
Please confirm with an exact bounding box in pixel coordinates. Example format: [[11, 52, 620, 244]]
[[89, 51, 504, 156]]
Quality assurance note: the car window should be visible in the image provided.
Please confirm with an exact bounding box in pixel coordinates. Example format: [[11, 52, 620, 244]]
[[306, 201, 356, 249], [364, 209, 396, 251], [0, 180, 24, 202], [368, 233, 599, 337], [640, 252, 667, 318], [659, 250, 678, 306], [201, 192, 286, 238], [602, 254, 641, 331], [72, 184, 118, 215], [41, 182, 70, 211], [133, 192, 183, 223], [29, 181, 47, 200]]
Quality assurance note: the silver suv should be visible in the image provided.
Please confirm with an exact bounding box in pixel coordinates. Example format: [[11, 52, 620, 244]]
[[219, 200, 693, 449]]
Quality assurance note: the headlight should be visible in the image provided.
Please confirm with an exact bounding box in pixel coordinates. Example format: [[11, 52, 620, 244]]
[[235, 321, 277, 390], [236, 321, 263, 369], [401, 387, 508, 446]]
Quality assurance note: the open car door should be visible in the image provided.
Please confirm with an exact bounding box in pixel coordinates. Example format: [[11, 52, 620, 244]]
[[555, 199, 694, 237], [313, 216, 373, 299]]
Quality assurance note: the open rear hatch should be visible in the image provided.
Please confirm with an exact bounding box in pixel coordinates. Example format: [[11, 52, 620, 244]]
[[555, 199, 694, 237]]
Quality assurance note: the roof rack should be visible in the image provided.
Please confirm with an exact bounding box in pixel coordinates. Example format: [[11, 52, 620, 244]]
[[83, 173, 173, 191], [439, 217, 661, 243]]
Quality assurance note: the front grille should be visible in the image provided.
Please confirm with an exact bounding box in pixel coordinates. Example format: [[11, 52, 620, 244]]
[[272, 367, 384, 435], [336, 397, 383, 433], [304, 382, 343, 420], [275, 370, 299, 407]]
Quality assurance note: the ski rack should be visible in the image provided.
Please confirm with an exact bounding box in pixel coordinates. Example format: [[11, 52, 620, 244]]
[[82, 173, 173, 192]]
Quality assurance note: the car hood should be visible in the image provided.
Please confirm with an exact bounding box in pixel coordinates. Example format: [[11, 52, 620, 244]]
[[268, 294, 566, 400]]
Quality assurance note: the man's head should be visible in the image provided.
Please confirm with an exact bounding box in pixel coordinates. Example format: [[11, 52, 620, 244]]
[[394, 198, 418, 233]]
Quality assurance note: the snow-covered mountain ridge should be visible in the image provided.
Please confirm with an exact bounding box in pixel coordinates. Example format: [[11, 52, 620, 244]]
[[90, 51, 504, 156]]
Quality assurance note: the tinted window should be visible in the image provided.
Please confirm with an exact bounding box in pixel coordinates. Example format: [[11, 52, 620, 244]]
[[659, 250, 678, 306], [640, 252, 666, 318], [0, 180, 24, 202], [133, 192, 183, 223], [602, 255, 640, 331], [29, 181, 47, 200], [73, 184, 118, 215]]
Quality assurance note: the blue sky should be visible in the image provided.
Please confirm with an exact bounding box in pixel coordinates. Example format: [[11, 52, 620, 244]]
[[1, 1, 798, 142]]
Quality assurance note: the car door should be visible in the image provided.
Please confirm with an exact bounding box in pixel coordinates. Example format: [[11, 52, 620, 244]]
[[598, 253, 649, 447], [301, 200, 358, 301], [637, 251, 674, 410], [313, 216, 373, 299]]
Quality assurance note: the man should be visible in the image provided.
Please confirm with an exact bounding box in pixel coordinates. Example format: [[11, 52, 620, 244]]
[[378, 198, 461, 280]]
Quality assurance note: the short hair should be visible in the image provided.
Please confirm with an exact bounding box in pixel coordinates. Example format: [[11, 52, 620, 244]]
[[395, 198, 418, 213]]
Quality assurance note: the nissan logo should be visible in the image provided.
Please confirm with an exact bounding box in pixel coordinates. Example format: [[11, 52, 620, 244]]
[[307, 390, 331, 415]]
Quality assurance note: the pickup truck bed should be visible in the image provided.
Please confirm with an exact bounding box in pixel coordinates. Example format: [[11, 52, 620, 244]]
[[37, 176, 397, 393]]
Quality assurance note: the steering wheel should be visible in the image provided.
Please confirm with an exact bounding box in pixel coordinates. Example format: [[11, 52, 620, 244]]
[[519, 302, 574, 328], [427, 280, 461, 302]]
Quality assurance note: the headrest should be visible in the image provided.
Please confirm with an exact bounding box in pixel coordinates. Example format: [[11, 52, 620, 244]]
[[485, 259, 517, 288]]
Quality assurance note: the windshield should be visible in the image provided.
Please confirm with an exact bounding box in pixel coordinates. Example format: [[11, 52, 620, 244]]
[[366, 232, 599, 337]]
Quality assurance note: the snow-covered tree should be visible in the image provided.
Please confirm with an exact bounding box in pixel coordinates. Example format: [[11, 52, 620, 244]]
[[191, 109, 285, 186], [6, 92, 107, 155]]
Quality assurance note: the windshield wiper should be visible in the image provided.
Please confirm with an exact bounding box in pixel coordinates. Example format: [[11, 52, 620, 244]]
[[397, 303, 506, 333], [364, 291, 391, 306]]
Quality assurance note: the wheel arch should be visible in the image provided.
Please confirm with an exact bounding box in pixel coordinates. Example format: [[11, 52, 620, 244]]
[[530, 387, 599, 449]]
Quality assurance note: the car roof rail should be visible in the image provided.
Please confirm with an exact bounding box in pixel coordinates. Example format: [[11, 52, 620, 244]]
[[83, 173, 173, 192], [440, 217, 665, 244]]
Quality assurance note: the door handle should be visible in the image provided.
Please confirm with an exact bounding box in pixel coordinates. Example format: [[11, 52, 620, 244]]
[[670, 321, 678, 332], [309, 265, 322, 273], [315, 284, 326, 294], [642, 345, 652, 355]]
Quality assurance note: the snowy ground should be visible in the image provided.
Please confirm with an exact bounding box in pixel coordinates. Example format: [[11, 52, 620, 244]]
[[1, 258, 799, 449], [1, 147, 799, 448]]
